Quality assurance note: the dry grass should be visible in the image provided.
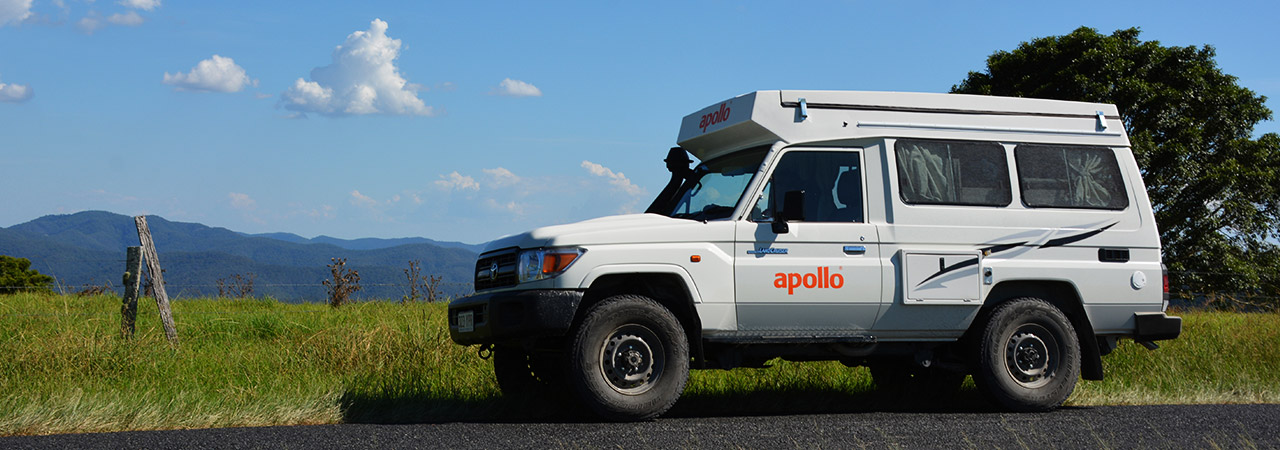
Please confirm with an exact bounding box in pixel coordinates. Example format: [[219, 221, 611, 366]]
[[1, 293, 1276, 435]]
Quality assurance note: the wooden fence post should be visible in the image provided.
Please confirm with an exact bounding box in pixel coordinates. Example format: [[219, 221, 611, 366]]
[[121, 246, 142, 339], [135, 216, 179, 345]]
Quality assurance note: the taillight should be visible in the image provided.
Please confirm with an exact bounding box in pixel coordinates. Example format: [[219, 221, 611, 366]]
[[1161, 265, 1170, 311]]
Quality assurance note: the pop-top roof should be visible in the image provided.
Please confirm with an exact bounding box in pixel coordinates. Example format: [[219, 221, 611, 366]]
[[676, 90, 1128, 162]]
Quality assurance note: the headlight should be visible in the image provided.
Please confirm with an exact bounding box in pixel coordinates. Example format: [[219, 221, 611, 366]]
[[517, 247, 586, 283]]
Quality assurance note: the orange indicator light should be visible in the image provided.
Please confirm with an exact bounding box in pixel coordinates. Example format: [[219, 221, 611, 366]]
[[690, 255, 702, 263]]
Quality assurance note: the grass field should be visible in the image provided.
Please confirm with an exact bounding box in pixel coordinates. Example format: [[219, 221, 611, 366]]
[[1, 292, 1277, 436]]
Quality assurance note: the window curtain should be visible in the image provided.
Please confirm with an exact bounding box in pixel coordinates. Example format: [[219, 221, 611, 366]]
[[1065, 151, 1111, 207], [898, 143, 954, 203]]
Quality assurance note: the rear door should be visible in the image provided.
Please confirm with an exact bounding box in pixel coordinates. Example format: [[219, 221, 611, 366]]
[[734, 148, 882, 331]]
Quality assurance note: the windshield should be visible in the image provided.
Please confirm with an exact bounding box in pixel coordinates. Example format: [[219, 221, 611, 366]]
[[667, 147, 768, 220]]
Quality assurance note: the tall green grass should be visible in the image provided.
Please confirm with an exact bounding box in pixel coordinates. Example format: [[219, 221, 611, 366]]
[[1, 293, 1276, 435]]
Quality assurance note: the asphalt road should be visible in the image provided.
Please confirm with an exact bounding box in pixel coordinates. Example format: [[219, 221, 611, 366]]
[[4, 404, 1277, 449]]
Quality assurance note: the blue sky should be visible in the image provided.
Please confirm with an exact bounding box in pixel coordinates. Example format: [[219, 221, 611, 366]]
[[2, 1, 1277, 244]]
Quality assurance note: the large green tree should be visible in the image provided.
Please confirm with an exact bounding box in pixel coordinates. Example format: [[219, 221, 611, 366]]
[[953, 27, 1280, 304], [0, 255, 55, 293]]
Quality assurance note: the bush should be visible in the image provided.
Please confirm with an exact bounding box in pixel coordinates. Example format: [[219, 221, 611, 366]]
[[0, 255, 54, 293]]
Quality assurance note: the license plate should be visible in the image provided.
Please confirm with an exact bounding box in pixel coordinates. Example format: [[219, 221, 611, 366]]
[[457, 311, 474, 333]]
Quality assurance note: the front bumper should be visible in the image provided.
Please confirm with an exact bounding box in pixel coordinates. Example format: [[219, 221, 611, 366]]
[[1133, 312, 1182, 342], [447, 289, 584, 346]]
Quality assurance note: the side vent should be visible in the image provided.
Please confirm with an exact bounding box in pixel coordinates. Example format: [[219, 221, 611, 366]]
[[1098, 248, 1130, 263]]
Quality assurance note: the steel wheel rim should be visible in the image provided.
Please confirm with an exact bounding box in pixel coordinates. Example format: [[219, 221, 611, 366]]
[[599, 324, 665, 395], [1004, 323, 1059, 389]]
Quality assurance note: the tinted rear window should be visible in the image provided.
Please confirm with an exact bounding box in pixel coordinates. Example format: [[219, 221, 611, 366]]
[[1015, 145, 1128, 210], [895, 139, 1011, 207]]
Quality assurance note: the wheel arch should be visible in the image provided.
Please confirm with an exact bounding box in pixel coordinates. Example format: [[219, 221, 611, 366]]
[[969, 279, 1104, 381], [576, 269, 705, 368]]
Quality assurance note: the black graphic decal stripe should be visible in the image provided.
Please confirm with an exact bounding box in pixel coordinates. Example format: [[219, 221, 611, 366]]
[[980, 242, 1026, 255], [915, 257, 979, 288], [914, 222, 1118, 289], [1040, 222, 1118, 249]]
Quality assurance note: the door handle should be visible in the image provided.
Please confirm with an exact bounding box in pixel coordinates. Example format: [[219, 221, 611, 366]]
[[843, 245, 866, 254]]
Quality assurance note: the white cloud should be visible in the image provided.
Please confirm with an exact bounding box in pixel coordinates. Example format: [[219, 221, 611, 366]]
[[484, 198, 524, 215], [228, 192, 256, 210], [0, 0, 32, 27], [163, 55, 255, 93], [106, 11, 142, 26], [75, 16, 102, 33], [494, 78, 542, 97], [298, 204, 336, 219], [581, 160, 643, 196], [0, 76, 32, 103], [118, 0, 160, 11], [75, 10, 146, 34], [435, 171, 479, 191], [483, 167, 520, 186], [349, 190, 377, 207], [281, 19, 433, 117]]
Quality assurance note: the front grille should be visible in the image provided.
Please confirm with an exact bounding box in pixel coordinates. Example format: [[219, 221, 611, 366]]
[[474, 247, 519, 291]]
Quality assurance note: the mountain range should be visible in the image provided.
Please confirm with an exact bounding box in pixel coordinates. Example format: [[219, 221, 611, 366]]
[[0, 211, 481, 302]]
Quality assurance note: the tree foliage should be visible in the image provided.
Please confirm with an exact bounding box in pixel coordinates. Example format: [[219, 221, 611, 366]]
[[953, 27, 1280, 302], [0, 255, 55, 293]]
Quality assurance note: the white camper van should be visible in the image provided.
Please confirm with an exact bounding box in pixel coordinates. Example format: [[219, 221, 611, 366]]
[[448, 90, 1182, 420]]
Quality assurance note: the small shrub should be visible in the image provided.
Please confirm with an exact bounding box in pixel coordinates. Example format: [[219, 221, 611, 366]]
[[402, 260, 445, 303], [76, 281, 114, 296], [402, 260, 423, 303], [323, 258, 360, 308], [217, 273, 256, 298], [424, 274, 443, 302]]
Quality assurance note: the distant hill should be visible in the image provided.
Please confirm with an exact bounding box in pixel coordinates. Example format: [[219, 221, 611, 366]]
[[242, 231, 484, 253], [0, 211, 478, 302]]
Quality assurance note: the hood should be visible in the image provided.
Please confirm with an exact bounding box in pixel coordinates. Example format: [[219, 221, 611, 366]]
[[481, 213, 721, 253]]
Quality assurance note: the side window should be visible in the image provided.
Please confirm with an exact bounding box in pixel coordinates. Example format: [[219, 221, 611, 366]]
[[751, 151, 863, 223], [895, 139, 1011, 207], [1015, 145, 1129, 210]]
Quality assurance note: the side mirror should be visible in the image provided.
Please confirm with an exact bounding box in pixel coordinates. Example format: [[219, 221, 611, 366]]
[[770, 190, 805, 234], [771, 218, 789, 234]]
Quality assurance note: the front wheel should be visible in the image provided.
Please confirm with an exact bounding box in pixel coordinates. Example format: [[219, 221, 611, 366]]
[[568, 295, 689, 421], [973, 297, 1081, 412]]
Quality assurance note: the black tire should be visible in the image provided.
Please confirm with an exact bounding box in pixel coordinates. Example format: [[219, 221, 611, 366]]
[[973, 297, 1080, 412], [493, 345, 563, 397], [568, 295, 689, 421], [869, 362, 965, 396]]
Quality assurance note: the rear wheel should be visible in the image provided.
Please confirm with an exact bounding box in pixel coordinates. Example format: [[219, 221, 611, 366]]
[[973, 297, 1080, 411], [568, 295, 689, 421]]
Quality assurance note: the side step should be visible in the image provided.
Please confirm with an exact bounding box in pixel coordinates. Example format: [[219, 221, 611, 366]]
[[703, 331, 877, 345]]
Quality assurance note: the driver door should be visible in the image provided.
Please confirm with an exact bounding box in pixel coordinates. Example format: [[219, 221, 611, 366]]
[[734, 148, 883, 331]]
